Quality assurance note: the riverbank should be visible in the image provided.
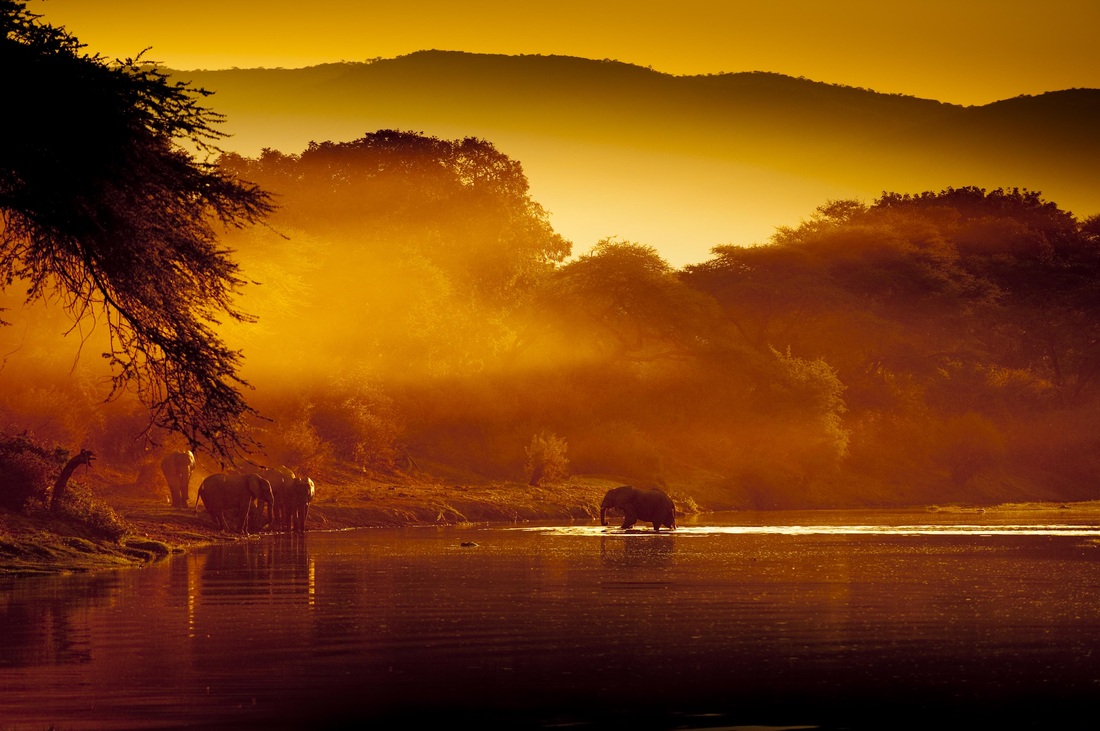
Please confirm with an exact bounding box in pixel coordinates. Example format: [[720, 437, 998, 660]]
[[3, 461, 1097, 577], [0, 465, 625, 577]]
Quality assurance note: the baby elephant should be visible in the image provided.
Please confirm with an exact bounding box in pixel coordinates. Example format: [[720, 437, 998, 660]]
[[600, 485, 676, 531]]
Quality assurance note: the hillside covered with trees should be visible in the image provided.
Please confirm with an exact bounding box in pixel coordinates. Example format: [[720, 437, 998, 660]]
[[7, 126, 1100, 510], [174, 51, 1100, 267], [4, 2, 1100, 520]]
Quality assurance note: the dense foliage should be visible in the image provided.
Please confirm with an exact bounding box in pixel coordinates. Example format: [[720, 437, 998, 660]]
[[3, 84, 1099, 507], [0, 1, 271, 462]]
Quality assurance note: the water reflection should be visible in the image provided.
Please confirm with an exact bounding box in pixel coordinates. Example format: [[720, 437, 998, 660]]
[[2, 511, 1100, 730], [599, 533, 676, 567]]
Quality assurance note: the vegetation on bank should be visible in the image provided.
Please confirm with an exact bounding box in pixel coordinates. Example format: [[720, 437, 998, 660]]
[[0, 429, 1092, 578], [0, 430, 673, 576], [4, 3, 1100, 580]]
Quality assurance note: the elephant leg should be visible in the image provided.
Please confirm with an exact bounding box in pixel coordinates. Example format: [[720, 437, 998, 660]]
[[236, 503, 250, 534], [620, 509, 638, 530]]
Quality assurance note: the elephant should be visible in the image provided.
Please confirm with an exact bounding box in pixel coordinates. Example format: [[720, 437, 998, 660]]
[[258, 465, 297, 532], [600, 485, 676, 531], [286, 476, 315, 533], [195, 472, 274, 534], [161, 450, 195, 508]]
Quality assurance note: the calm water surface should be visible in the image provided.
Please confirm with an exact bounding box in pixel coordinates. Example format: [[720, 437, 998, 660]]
[[3, 509, 1100, 730]]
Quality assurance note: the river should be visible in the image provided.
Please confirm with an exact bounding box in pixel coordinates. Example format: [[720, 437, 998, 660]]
[[2, 509, 1100, 729]]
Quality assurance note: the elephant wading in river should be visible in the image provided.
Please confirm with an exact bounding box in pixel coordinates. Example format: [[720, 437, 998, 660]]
[[600, 485, 676, 531], [161, 450, 195, 508], [196, 473, 274, 534]]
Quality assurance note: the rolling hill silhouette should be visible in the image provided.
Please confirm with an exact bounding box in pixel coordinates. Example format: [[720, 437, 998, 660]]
[[175, 51, 1100, 266]]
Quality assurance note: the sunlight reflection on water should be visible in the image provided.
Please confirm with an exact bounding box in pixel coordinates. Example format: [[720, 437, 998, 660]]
[[5, 509, 1100, 730], [514, 523, 1100, 537]]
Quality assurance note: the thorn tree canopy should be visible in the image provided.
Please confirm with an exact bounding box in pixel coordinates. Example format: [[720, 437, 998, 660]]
[[0, 1, 273, 462]]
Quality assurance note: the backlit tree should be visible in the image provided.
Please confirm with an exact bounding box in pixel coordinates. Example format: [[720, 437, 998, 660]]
[[0, 1, 272, 461]]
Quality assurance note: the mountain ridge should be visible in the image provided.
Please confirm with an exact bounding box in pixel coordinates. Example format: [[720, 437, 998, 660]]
[[173, 51, 1100, 266]]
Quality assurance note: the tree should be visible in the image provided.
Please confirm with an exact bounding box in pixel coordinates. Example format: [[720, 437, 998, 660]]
[[511, 238, 721, 364], [219, 131, 571, 306], [0, 2, 272, 462]]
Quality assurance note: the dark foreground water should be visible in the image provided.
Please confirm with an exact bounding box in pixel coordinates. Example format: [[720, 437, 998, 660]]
[[2, 509, 1100, 730]]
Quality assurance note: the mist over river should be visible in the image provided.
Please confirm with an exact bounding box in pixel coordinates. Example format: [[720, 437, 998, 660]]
[[3, 509, 1100, 730]]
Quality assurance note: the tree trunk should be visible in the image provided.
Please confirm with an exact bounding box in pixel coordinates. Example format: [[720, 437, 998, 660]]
[[51, 449, 94, 512]]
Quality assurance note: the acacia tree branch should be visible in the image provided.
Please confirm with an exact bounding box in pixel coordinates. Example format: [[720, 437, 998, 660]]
[[0, 2, 273, 462]]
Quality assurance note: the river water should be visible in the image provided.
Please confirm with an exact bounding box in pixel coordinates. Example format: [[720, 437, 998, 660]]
[[2, 509, 1100, 730]]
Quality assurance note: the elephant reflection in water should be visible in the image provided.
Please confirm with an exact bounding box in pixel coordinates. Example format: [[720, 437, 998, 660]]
[[599, 534, 676, 567]]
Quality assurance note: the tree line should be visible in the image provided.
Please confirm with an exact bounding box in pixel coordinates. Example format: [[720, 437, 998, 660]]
[[213, 136, 1100, 508], [4, 0, 1100, 510]]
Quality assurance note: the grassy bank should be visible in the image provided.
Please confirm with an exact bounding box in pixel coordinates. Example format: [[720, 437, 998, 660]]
[[4, 459, 1097, 578], [0, 464, 629, 577]]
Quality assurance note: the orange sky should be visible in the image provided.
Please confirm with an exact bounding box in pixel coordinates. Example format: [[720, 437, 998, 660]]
[[37, 0, 1100, 106]]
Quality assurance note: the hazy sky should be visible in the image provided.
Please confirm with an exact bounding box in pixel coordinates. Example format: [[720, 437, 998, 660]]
[[38, 0, 1100, 106]]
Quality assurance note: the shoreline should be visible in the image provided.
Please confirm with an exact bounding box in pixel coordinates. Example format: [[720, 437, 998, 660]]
[[0, 473, 613, 577], [4, 472, 1098, 577]]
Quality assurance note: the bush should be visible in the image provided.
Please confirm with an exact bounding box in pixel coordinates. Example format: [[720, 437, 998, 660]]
[[310, 372, 403, 471], [0, 431, 66, 512], [936, 412, 1007, 485], [252, 394, 328, 470], [524, 431, 570, 486], [46, 484, 131, 541]]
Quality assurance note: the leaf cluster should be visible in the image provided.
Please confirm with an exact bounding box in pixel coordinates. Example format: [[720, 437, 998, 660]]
[[0, 2, 272, 462]]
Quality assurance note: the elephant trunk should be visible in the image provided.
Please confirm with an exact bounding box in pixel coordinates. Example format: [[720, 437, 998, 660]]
[[600, 505, 608, 526]]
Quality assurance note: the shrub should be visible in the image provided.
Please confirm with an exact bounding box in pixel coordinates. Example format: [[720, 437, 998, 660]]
[[86, 399, 159, 464], [310, 372, 402, 471], [46, 484, 131, 542], [524, 431, 570, 486], [0, 431, 66, 512], [252, 394, 328, 469]]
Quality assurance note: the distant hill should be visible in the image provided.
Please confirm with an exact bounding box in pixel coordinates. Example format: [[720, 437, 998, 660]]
[[173, 51, 1100, 266]]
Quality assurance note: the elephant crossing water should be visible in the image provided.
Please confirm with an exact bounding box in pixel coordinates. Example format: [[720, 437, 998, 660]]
[[600, 485, 676, 531]]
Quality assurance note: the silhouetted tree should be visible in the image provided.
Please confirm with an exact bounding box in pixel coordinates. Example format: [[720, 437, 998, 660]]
[[511, 238, 720, 364], [0, 2, 272, 461], [220, 131, 570, 305]]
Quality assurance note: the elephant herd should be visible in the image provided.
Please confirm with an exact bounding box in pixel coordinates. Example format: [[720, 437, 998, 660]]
[[160, 451, 315, 535], [164, 450, 676, 536]]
